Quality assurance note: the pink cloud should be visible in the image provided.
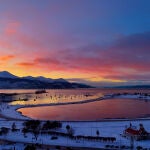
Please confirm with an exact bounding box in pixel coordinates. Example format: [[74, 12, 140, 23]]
[[0, 12, 149, 83]]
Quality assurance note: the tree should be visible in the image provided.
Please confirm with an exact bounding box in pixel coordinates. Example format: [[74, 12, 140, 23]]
[[96, 130, 100, 137], [23, 120, 41, 131], [66, 125, 75, 136], [66, 125, 70, 135], [22, 120, 41, 140], [22, 128, 28, 137], [66, 125, 70, 131], [42, 121, 62, 130], [68, 127, 75, 136], [0, 127, 9, 136], [33, 129, 39, 141], [12, 122, 16, 132], [24, 145, 36, 150]]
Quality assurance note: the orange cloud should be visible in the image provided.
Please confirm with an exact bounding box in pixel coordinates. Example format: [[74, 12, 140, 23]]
[[0, 55, 15, 61], [16, 62, 36, 67]]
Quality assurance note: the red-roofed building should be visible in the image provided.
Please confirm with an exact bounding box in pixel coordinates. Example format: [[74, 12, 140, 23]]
[[125, 128, 139, 135], [123, 124, 150, 141]]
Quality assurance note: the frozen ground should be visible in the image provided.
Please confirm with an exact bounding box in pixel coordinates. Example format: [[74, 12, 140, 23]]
[[0, 93, 150, 149], [0, 120, 150, 149], [110, 93, 150, 100]]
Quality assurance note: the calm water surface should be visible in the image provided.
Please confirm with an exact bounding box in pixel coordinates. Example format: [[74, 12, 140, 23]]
[[18, 99, 150, 121], [9, 89, 103, 105], [1, 89, 150, 121], [3, 88, 149, 105]]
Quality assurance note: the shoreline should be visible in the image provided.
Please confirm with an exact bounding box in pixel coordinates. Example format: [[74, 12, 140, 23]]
[[0, 96, 106, 121], [0, 93, 150, 122]]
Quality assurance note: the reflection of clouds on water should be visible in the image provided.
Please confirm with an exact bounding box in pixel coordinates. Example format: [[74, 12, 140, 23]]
[[18, 99, 150, 121]]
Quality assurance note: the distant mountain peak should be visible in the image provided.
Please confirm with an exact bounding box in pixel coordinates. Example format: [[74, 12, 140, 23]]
[[0, 71, 10, 74], [0, 71, 92, 89], [54, 78, 68, 83], [0, 71, 69, 83], [0, 71, 18, 79]]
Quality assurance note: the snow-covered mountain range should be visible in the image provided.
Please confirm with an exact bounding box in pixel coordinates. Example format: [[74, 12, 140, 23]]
[[0, 71, 92, 89]]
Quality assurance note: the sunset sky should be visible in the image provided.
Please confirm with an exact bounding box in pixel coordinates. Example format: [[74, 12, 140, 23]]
[[0, 0, 150, 86]]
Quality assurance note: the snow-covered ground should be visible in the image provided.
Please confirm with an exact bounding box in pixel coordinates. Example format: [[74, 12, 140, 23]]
[[0, 120, 150, 149], [0, 103, 29, 120], [108, 93, 150, 101], [0, 92, 150, 149]]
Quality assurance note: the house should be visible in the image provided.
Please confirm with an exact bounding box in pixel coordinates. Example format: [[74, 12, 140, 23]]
[[123, 124, 150, 141]]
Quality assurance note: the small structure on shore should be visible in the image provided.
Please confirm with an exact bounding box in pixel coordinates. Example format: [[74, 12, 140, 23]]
[[123, 123, 150, 141], [35, 89, 47, 94]]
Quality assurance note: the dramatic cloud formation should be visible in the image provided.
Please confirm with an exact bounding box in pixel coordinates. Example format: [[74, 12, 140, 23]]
[[0, 0, 150, 86]]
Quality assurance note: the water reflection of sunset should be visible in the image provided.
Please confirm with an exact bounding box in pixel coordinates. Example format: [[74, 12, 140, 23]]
[[18, 99, 150, 121]]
